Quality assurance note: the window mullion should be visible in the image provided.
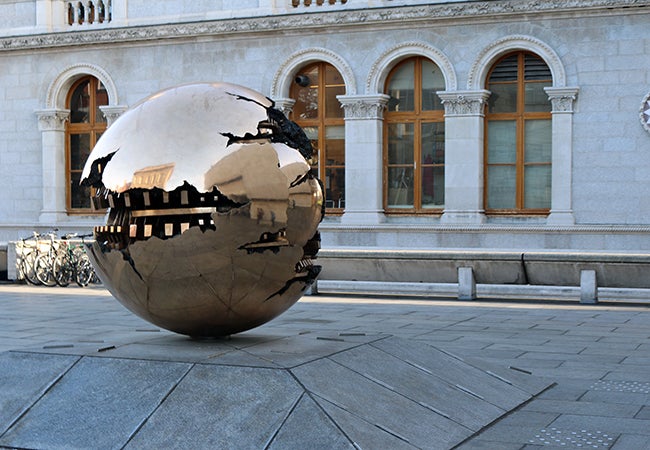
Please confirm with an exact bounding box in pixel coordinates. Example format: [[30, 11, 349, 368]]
[[516, 54, 526, 210]]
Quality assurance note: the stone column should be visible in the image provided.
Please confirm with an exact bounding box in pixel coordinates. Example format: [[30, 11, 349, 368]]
[[336, 94, 390, 225], [545, 87, 579, 225], [35, 108, 70, 224], [99, 105, 128, 127], [438, 90, 490, 224]]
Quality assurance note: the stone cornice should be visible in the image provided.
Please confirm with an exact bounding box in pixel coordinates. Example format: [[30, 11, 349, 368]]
[[1, 0, 648, 52]]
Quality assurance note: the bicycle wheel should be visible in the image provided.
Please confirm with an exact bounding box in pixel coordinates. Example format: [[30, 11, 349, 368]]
[[34, 254, 56, 287], [52, 253, 73, 287], [20, 250, 40, 285], [75, 256, 94, 287]]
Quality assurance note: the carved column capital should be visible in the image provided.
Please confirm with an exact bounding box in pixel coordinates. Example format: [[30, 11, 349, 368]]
[[35, 108, 69, 131], [99, 105, 128, 127], [272, 98, 296, 116], [337, 94, 390, 120], [437, 90, 490, 116], [545, 87, 579, 113]]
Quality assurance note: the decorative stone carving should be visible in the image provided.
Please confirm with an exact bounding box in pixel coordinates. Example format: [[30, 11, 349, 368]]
[[99, 105, 128, 127], [468, 34, 566, 90], [2, 1, 643, 52], [272, 98, 296, 116], [271, 48, 356, 98], [640, 91, 650, 134], [35, 109, 69, 131], [337, 95, 390, 120], [46, 63, 119, 109], [438, 91, 490, 116], [545, 87, 579, 113], [366, 41, 457, 94]]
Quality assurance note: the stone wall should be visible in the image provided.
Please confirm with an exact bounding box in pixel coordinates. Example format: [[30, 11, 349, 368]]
[[0, 0, 648, 251]]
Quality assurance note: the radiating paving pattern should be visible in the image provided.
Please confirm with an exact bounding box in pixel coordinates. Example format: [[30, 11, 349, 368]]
[[1, 285, 649, 449], [0, 336, 550, 449]]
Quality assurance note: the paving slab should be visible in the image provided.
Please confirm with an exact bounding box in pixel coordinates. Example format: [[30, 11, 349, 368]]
[[125, 365, 304, 449], [0, 352, 78, 435], [0, 355, 191, 450], [267, 394, 354, 450], [0, 285, 649, 449]]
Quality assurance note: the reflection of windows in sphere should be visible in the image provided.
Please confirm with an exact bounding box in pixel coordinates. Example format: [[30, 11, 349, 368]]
[[82, 82, 324, 337]]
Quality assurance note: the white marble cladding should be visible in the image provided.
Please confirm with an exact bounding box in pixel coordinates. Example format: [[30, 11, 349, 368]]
[[0, 0, 648, 253]]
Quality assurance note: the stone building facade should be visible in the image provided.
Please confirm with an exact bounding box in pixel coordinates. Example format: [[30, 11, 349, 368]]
[[1, 0, 649, 253]]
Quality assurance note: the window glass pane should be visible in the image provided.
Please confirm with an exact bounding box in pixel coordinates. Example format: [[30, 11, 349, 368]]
[[70, 80, 90, 123], [387, 123, 414, 165], [387, 167, 413, 208], [524, 54, 551, 81], [325, 126, 345, 165], [524, 82, 551, 112], [525, 120, 552, 163], [488, 82, 517, 113], [421, 122, 444, 164], [487, 165, 516, 209], [292, 65, 319, 120], [421, 59, 445, 111], [302, 126, 319, 168], [95, 80, 109, 123], [487, 121, 516, 163], [325, 65, 345, 119], [70, 133, 91, 170], [524, 165, 551, 209], [325, 167, 345, 209], [387, 60, 415, 112], [489, 54, 518, 82], [422, 166, 444, 209], [70, 172, 91, 209]]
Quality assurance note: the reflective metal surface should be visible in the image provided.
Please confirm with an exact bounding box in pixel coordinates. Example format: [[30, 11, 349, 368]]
[[82, 82, 323, 337]]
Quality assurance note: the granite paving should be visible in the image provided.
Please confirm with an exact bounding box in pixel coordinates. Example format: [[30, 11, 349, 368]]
[[0, 284, 648, 449]]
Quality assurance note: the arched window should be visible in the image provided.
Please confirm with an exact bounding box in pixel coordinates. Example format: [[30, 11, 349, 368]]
[[66, 76, 108, 213], [485, 51, 552, 213], [384, 56, 445, 212], [290, 62, 346, 211]]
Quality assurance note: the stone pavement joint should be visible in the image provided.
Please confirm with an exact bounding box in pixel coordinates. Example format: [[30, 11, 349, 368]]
[[0, 284, 649, 449]]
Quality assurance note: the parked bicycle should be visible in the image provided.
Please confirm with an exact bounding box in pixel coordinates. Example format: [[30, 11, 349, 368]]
[[52, 233, 95, 287], [16, 230, 99, 287], [33, 231, 60, 287], [17, 232, 42, 285]]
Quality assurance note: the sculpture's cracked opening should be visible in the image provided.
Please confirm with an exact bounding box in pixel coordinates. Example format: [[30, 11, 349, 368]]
[[81, 82, 324, 337]]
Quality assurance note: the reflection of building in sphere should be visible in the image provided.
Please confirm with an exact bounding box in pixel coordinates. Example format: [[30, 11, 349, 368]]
[[82, 82, 323, 337]]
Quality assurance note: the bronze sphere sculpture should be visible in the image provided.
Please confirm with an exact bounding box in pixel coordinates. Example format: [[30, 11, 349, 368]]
[[81, 82, 323, 337]]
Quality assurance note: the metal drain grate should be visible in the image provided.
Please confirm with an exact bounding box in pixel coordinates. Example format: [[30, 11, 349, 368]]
[[529, 428, 614, 447], [590, 380, 650, 394]]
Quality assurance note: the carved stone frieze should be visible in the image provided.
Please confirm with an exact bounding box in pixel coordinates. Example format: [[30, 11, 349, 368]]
[[35, 109, 69, 131], [2, 0, 648, 51], [337, 95, 390, 120]]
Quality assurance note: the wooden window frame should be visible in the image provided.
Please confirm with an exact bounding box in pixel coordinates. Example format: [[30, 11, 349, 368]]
[[484, 51, 552, 215], [290, 61, 346, 214], [65, 76, 107, 214], [383, 56, 445, 214]]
